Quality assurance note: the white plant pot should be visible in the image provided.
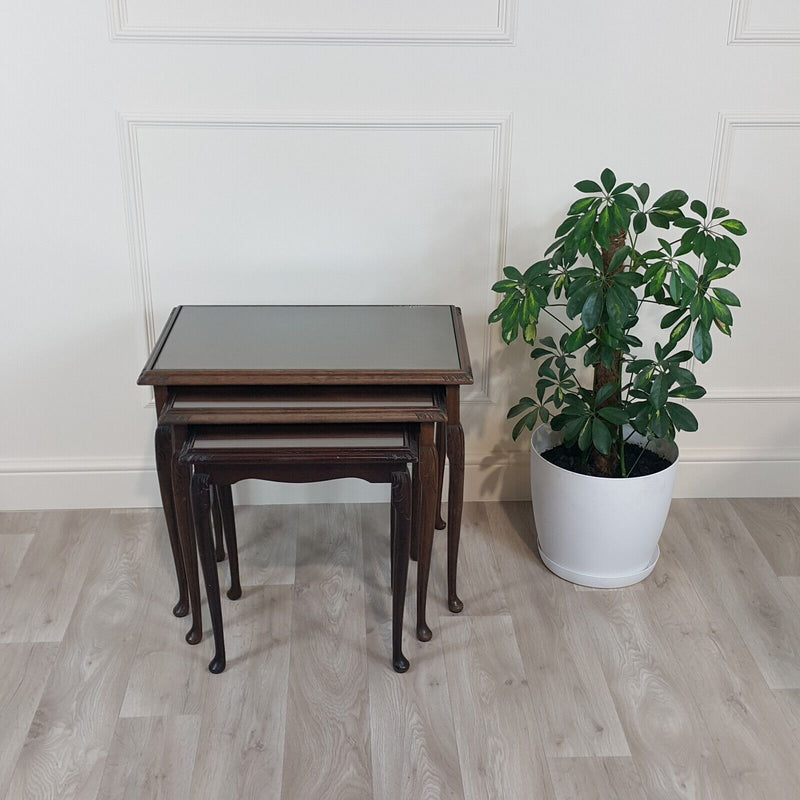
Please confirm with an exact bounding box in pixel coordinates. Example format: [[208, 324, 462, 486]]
[[530, 425, 679, 588]]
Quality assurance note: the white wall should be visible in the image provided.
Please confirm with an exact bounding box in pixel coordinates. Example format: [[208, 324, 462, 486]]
[[1, 1, 798, 509]]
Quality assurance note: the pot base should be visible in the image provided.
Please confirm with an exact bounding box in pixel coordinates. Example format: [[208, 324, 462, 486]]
[[538, 544, 660, 588]]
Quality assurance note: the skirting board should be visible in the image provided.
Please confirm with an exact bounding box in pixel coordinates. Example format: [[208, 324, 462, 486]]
[[0, 459, 798, 510]]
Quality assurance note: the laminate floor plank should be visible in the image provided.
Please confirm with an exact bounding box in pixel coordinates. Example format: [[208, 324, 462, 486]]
[[0, 511, 42, 536], [440, 614, 555, 800], [95, 715, 201, 800], [281, 504, 372, 800], [0, 534, 34, 588], [429, 502, 509, 617], [780, 575, 800, 612], [189, 585, 293, 800], [580, 589, 736, 800], [547, 756, 644, 800], [485, 502, 630, 758], [0, 510, 108, 643], [119, 515, 212, 719], [672, 499, 800, 689], [776, 689, 800, 741], [645, 518, 800, 798], [5, 510, 159, 800], [229, 503, 298, 587], [361, 504, 464, 800], [0, 643, 60, 800], [729, 497, 800, 577]]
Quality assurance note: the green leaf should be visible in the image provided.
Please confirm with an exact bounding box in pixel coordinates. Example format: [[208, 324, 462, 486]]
[[712, 287, 741, 307], [581, 287, 604, 331], [615, 194, 639, 212], [591, 418, 613, 454], [573, 210, 596, 242], [714, 318, 732, 336], [556, 216, 579, 237], [649, 211, 670, 229], [595, 205, 611, 246], [673, 216, 701, 229], [720, 219, 747, 236], [669, 384, 707, 399], [578, 418, 593, 451], [566, 282, 594, 319], [599, 406, 629, 425], [654, 189, 689, 210], [703, 235, 717, 262], [611, 182, 634, 195], [524, 260, 551, 281], [507, 397, 536, 418], [665, 402, 699, 432], [669, 272, 682, 304], [563, 415, 587, 443], [698, 298, 711, 330], [491, 279, 517, 293], [600, 168, 616, 193], [660, 307, 685, 329], [650, 374, 669, 409], [634, 183, 650, 204], [711, 206, 729, 220], [501, 302, 520, 344], [690, 200, 708, 218], [488, 293, 517, 324], [707, 266, 734, 281], [692, 323, 713, 363], [676, 262, 698, 290], [523, 321, 537, 343], [605, 287, 628, 331], [564, 326, 588, 353], [568, 197, 596, 215], [512, 412, 537, 441], [503, 266, 524, 281], [651, 409, 669, 439], [609, 245, 631, 271], [670, 315, 692, 343], [595, 382, 617, 405], [716, 236, 741, 266], [633, 211, 647, 234], [710, 297, 733, 325], [575, 179, 602, 193]]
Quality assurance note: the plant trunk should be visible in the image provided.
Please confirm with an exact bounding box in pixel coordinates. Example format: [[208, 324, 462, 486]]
[[591, 231, 627, 478]]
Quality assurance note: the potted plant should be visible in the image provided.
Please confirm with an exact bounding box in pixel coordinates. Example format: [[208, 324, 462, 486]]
[[490, 169, 746, 587]]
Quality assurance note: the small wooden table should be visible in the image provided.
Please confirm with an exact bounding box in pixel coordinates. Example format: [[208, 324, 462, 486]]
[[138, 304, 473, 643]]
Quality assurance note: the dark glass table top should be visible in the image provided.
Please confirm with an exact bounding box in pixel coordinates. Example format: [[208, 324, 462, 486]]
[[139, 305, 472, 386]]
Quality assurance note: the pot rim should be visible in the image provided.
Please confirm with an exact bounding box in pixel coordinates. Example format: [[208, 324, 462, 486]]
[[530, 424, 679, 483]]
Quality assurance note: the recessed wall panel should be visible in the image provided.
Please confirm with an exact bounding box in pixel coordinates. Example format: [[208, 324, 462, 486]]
[[700, 120, 800, 396], [124, 116, 510, 400], [114, 0, 514, 42]]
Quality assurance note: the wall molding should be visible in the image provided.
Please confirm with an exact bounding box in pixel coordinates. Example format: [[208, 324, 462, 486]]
[[701, 112, 800, 402], [118, 111, 512, 405], [728, 0, 800, 44], [108, 0, 517, 45], [3, 445, 799, 510]]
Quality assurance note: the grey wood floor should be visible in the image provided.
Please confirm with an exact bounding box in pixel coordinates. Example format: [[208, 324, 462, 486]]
[[1, 498, 800, 799]]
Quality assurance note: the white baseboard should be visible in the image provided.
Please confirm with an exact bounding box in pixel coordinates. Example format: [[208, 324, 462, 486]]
[[1, 452, 798, 510]]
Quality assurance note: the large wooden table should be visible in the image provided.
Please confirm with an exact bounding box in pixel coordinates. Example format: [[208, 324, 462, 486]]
[[138, 304, 473, 644]]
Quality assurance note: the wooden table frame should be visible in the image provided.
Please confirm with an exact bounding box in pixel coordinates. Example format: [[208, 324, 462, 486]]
[[140, 305, 473, 644]]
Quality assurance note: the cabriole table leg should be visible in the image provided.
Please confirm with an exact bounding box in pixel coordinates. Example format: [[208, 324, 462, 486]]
[[155, 424, 189, 617], [446, 386, 464, 614], [415, 422, 438, 642], [171, 425, 203, 645]]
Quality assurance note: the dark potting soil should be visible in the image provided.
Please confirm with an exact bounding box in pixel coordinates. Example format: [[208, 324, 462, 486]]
[[541, 442, 672, 478]]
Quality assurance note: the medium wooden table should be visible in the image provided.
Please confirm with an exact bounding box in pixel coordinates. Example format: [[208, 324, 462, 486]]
[[138, 304, 473, 644]]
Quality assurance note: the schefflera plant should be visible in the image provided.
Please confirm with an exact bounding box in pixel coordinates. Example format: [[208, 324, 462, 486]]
[[490, 168, 746, 478]]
